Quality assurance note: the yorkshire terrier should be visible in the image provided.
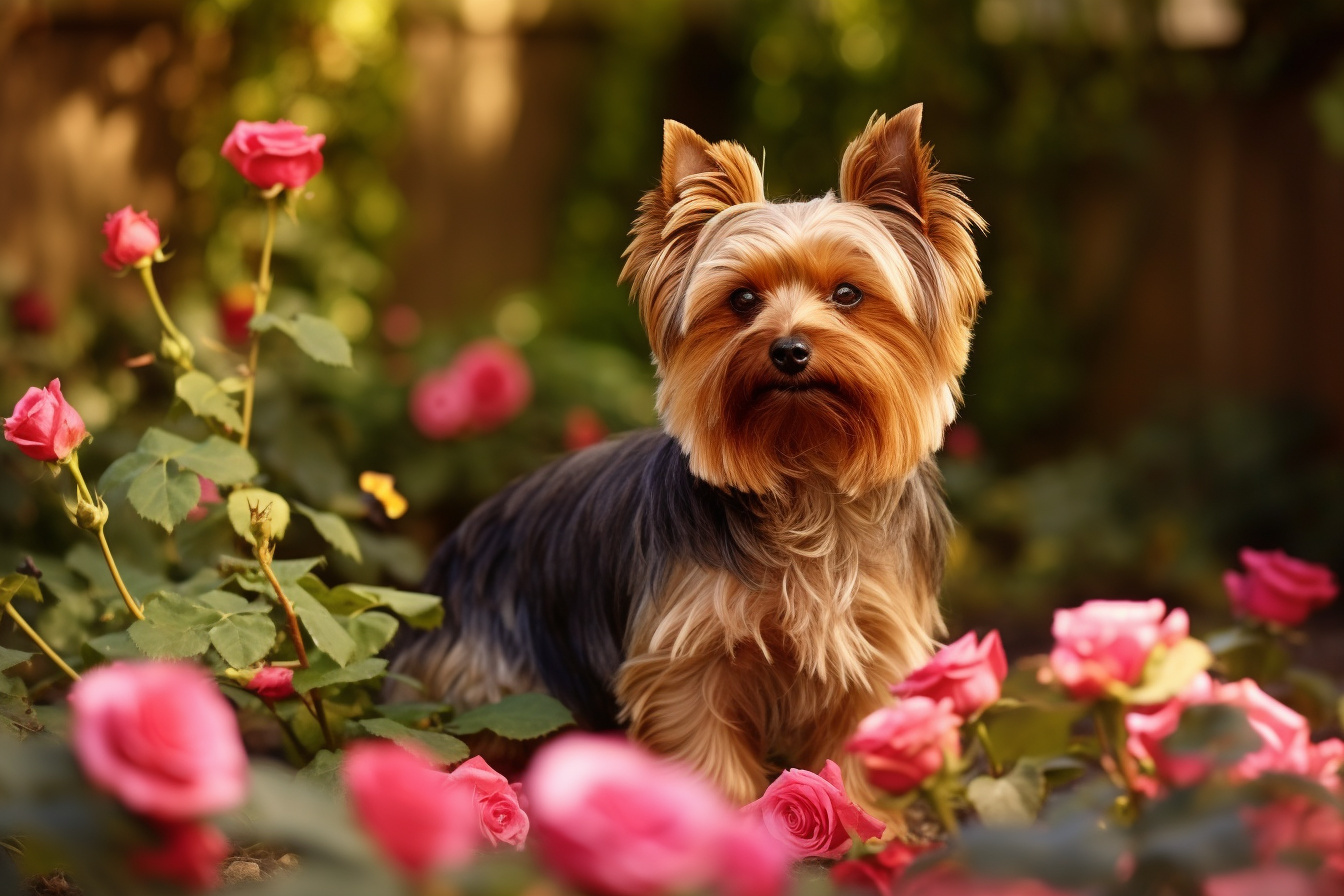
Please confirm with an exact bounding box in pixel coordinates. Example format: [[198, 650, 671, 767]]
[[391, 105, 987, 807]]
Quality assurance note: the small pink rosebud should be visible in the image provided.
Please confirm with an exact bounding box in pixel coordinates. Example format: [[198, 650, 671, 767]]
[[1049, 599, 1188, 700], [893, 629, 1007, 718], [221, 120, 325, 191], [101, 206, 161, 270], [745, 760, 884, 860], [131, 820, 230, 892], [244, 665, 295, 700], [4, 378, 88, 462], [845, 697, 963, 795], [1223, 548, 1338, 627]]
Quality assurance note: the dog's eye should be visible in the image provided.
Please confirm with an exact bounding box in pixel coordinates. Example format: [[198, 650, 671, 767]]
[[729, 288, 760, 314], [831, 283, 863, 308]]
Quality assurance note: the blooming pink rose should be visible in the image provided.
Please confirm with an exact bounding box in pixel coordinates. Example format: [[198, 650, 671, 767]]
[[449, 755, 529, 848], [845, 697, 962, 795], [745, 760, 884, 860], [220, 120, 325, 190], [343, 740, 480, 878], [1049, 599, 1189, 700], [245, 665, 295, 700], [829, 841, 926, 896], [4, 379, 87, 463], [893, 630, 1008, 717], [1202, 865, 1318, 896], [101, 206, 161, 270], [186, 477, 222, 522], [69, 662, 248, 820], [131, 820, 230, 891], [526, 733, 786, 896], [409, 340, 532, 439], [1223, 548, 1338, 627]]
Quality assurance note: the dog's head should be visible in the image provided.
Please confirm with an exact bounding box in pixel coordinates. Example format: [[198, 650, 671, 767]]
[[621, 106, 986, 497]]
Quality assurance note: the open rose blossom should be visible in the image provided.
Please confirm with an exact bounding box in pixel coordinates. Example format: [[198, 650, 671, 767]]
[[101, 206, 161, 270], [893, 629, 1007, 717], [409, 340, 532, 439], [131, 820, 230, 891], [1223, 548, 1338, 627], [244, 665, 295, 700], [845, 697, 962, 795], [829, 840, 927, 896], [221, 120, 325, 190], [4, 379, 87, 462], [1049, 599, 1189, 700], [745, 760, 884, 859], [69, 661, 248, 820], [344, 740, 480, 878], [526, 733, 787, 896], [449, 755, 529, 848]]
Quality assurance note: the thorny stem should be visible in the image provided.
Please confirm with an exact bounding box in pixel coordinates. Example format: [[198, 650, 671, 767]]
[[136, 262, 194, 370], [239, 196, 278, 450], [66, 454, 144, 621], [5, 603, 79, 682]]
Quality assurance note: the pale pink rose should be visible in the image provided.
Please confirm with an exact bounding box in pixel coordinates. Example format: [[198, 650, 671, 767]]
[[1049, 599, 1189, 700], [70, 662, 247, 821], [186, 477, 222, 522], [829, 840, 926, 896], [845, 697, 962, 795], [449, 755, 529, 848], [244, 666, 295, 700], [220, 120, 325, 190], [101, 206, 161, 270], [745, 760, 884, 860], [343, 740, 480, 878], [893, 630, 1008, 717], [1202, 865, 1318, 896], [4, 379, 87, 462], [1224, 548, 1338, 627], [409, 340, 532, 439], [131, 820, 230, 892]]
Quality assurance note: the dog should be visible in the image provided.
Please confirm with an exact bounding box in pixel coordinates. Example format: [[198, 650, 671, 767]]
[[390, 104, 986, 807]]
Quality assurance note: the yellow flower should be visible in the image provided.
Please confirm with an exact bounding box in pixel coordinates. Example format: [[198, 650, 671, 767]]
[[359, 471, 407, 520]]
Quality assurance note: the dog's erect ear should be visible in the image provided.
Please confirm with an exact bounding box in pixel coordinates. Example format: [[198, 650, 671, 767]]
[[838, 104, 931, 225], [659, 120, 764, 209]]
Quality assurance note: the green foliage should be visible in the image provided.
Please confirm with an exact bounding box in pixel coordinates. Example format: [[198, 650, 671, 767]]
[[174, 371, 245, 432], [227, 487, 292, 544], [250, 312, 353, 368], [358, 717, 470, 765], [294, 502, 362, 561], [446, 693, 576, 740]]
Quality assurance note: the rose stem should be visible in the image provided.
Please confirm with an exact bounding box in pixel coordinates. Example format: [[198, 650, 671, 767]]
[[66, 453, 144, 621], [4, 603, 79, 681], [1092, 703, 1138, 795], [263, 698, 313, 764], [256, 553, 307, 669], [975, 719, 1003, 778], [135, 262, 194, 370], [925, 783, 961, 838], [239, 195, 278, 450]]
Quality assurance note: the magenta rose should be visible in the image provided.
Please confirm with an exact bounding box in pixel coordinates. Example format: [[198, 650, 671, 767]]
[[1049, 599, 1189, 700], [69, 662, 248, 821], [221, 120, 326, 190], [343, 740, 480, 878], [830, 841, 927, 896], [244, 665, 295, 700], [893, 629, 1007, 717], [131, 820, 230, 892], [101, 206, 161, 270], [845, 697, 963, 795], [409, 340, 532, 439], [745, 760, 884, 860], [4, 379, 88, 462], [449, 755, 529, 848], [1223, 548, 1338, 627]]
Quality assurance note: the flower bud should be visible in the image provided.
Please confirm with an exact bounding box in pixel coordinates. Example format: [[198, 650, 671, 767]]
[[74, 494, 110, 531], [101, 207, 162, 271], [159, 332, 195, 366], [248, 501, 273, 548]]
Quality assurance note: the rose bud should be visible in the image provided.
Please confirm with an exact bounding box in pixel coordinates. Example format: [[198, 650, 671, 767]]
[[1223, 548, 1338, 627], [131, 820, 230, 892], [221, 120, 326, 191], [893, 629, 1007, 718], [845, 697, 963, 795], [4, 378, 88, 463], [101, 206, 162, 270], [1049, 599, 1188, 700], [244, 665, 295, 700], [448, 755, 529, 848], [744, 760, 884, 860]]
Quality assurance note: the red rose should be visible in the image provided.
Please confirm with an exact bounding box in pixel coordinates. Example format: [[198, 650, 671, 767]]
[[10, 290, 56, 333], [829, 841, 926, 896], [745, 760, 884, 860], [845, 697, 963, 795], [244, 665, 295, 700], [221, 120, 325, 191], [893, 630, 1007, 718], [564, 406, 607, 451], [4, 378, 88, 462], [219, 284, 255, 344], [69, 662, 249, 821], [131, 820, 230, 891], [448, 755, 529, 848], [1223, 548, 1338, 627], [409, 340, 532, 439], [101, 206, 161, 270], [1049, 599, 1188, 700]]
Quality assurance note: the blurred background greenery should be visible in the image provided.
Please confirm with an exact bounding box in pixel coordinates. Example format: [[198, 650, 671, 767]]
[[1, 0, 1342, 654]]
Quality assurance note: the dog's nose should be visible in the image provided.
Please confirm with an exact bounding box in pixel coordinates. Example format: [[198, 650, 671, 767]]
[[770, 336, 811, 376]]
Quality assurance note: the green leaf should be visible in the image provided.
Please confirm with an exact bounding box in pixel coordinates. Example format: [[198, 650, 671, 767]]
[[0, 575, 41, 609], [446, 693, 575, 740], [292, 656, 388, 692], [0, 692, 41, 741], [288, 583, 357, 666], [342, 611, 399, 662], [0, 647, 34, 673], [358, 718, 469, 765], [98, 451, 157, 492], [227, 488, 291, 545], [296, 748, 345, 794], [127, 463, 200, 532], [374, 703, 453, 727], [252, 312, 353, 367], [196, 590, 269, 614], [127, 594, 216, 659], [1127, 638, 1214, 706], [140, 426, 197, 457], [82, 631, 142, 665], [967, 759, 1045, 826], [175, 371, 245, 431], [326, 584, 443, 630], [209, 613, 277, 668], [175, 437, 258, 486], [1164, 704, 1263, 768], [295, 503, 362, 561]]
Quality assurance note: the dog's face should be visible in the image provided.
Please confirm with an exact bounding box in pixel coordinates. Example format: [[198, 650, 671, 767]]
[[622, 106, 986, 496]]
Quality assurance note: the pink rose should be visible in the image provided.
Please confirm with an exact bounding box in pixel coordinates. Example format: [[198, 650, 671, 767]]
[[829, 841, 926, 896], [69, 662, 248, 820], [893, 630, 1007, 717], [409, 340, 532, 439], [4, 379, 87, 462], [343, 740, 480, 878], [1049, 599, 1189, 700], [244, 665, 295, 700], [449, 755, 529, 848], [526, 733, 787, 896], [745, 760, 884, 860], [131, 820, 230, 892], [845, 697, 963, 795], [220, 120, 325, 190], [1223, 548, 1338, 627], [101, 206, 161, 270], [186, 477, 222, 522], [1202, 865, 1318, 896]]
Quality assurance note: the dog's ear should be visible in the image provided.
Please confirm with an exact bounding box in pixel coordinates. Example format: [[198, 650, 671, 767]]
[[839, 104, 933, 226], [622, 121, 764, 361]]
